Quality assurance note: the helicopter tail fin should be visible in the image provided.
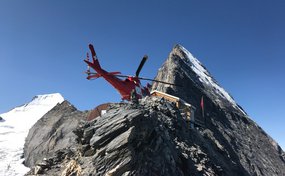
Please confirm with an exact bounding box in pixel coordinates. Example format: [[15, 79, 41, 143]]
[[84, 44, 102, 72], [86, 71, 122, 80], [89, 44, 102, 69], [86, 73, 102, 80]]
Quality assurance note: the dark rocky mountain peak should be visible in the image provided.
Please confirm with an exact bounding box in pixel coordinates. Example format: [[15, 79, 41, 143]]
[[152, 44, 246, 117], [152, 44, 285, 175]]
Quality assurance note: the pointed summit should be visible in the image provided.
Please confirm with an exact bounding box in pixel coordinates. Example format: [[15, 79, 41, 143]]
[[152, 44, 245, 116]]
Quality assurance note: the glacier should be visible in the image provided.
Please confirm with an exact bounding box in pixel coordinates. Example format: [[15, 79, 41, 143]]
[[0, 93, 64, 176]]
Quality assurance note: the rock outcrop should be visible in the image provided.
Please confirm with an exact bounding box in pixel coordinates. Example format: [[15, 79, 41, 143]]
[[23, 45, 285, 176], [25, 97, 249, 176], [24, 100, 89, 168]]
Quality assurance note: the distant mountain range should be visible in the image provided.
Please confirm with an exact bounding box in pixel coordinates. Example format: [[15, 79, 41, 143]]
[[0, 93, 64, 176]]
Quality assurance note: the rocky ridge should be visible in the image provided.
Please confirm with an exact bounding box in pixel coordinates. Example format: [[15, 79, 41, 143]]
[[25, 97, 250, 176], [23, 45, 285, 176]]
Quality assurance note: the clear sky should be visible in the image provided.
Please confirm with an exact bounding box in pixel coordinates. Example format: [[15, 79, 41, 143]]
[[0, 1, 284, 149]]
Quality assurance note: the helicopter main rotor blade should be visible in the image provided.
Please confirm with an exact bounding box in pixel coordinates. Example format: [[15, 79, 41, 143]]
[[135, 55, 148, 77], [137, 77, 182, 87], [115, 74, 182, 87]]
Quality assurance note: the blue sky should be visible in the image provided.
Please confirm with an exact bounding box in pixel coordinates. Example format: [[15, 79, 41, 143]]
[[0, 1, 284, 149]]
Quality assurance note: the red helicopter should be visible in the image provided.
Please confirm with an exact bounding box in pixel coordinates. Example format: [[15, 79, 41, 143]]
[[84, 44, 177, 101]]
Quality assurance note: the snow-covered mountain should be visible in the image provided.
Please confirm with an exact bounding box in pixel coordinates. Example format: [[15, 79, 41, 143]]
[[0, 93, 64, 176]]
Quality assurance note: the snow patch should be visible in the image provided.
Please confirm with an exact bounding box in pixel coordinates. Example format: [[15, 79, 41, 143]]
[[0, 93, 64, 176]]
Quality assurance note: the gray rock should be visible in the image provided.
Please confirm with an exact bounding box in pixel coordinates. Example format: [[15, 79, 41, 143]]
[[25, 97, 248, 175], [23, 100, 88, 168]]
